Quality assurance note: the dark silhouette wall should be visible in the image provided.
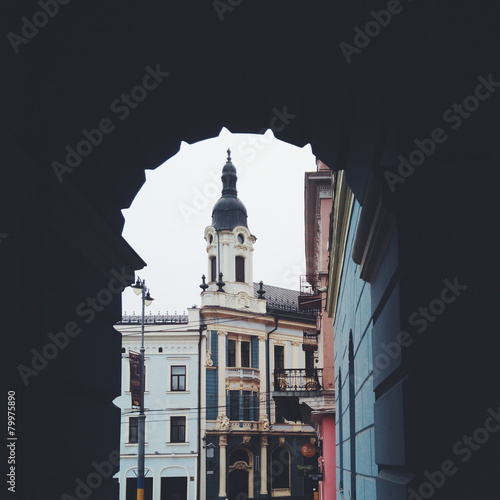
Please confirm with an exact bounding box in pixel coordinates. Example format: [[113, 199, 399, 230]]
[[2, 1, 499, 499]]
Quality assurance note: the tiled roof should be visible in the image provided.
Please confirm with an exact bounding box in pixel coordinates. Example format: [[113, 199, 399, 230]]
[[253, 283, 316, 321], [253, 282, 301, 302]]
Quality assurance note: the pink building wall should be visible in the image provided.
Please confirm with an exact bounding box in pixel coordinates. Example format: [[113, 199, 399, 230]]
[[319, 415, 336, 500]]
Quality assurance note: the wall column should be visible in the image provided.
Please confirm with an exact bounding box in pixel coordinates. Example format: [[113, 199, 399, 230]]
[[260, 435, 269, 496], [217, 331, 227, 416], [235, 336, 241, 367], [219, 434, 228, 498]]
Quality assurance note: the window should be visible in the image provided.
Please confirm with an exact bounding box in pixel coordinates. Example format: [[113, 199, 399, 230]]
[[243, 391, 251, 421], [129, 417, 138, 443], [235, 256, 245, 282], [171, 366, 186, 391], [271, 447, 290, 490], [275, 403, 285, 424], [210, 256, 217, 282], [228, 340, 236, 367], [274, 345, 284, 371], [161, 477, 187, 500], [126, 477, 153, 500], [170, 416, 186, 443], [305, 350, 315, 376], [348, 332, 356, 498], [229, 390, 239, 420], [241, 341, 250, 367]]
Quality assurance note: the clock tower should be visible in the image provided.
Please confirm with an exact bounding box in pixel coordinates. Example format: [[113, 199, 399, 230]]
[[200, 150, 265, 313]]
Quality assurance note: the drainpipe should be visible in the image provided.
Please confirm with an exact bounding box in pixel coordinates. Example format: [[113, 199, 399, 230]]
[[266, 316, 279, 423]]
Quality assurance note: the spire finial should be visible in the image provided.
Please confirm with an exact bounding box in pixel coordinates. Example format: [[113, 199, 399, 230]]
[[227, 148, 231, 161]]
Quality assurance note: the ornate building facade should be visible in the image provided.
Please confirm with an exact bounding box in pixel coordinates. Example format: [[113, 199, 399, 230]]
[[199, 152, 320, 500], [114, 310, 201, 500]]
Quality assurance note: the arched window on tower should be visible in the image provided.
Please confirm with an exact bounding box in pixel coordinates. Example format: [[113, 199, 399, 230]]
[[235, 256, 245, 282], [210, 256, 217, 282]]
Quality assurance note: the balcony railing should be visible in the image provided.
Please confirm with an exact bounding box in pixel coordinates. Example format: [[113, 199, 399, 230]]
[[226, 368, 260, 380], [273, 368, 323, 392], [303, 330, 319, 351]]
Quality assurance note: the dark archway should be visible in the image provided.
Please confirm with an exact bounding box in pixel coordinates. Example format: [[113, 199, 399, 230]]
[[3, 2, 500, 500]]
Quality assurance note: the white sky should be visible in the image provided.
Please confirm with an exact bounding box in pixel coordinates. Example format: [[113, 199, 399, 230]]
[[120, 127, 315, 316]]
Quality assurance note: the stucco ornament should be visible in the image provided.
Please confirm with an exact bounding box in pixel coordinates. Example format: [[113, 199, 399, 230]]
[[260, 415, 271, 430], [217, 414, 231, 430], [206, 350, 213, 367]]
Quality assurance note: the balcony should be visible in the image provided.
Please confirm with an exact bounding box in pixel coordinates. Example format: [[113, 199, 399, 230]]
[[226, 368, 260, 380], [303, 330, 319, 351], [273, 368, 325, 423], [273, 368, 323, 393], [298, 274, 322, 311]]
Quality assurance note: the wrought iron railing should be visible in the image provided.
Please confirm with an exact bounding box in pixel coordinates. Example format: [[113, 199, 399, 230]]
[[273, 368, 323, 392]]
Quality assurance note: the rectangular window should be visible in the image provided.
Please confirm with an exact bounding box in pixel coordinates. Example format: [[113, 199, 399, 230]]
[[161, 477, 187, 500], [228, 339, 236, 367], [241, 341, 250, 367], [274, 345, 284, 371], [275, 403, 285, 424], [243, 391, 251, 421], [229, 390, 239, 420], [171, 366, 186, 391], [170, 416, 186, 443], [305, 350, 315, 376], [235, 256, 245, 282], [129, 417, 138, 443]]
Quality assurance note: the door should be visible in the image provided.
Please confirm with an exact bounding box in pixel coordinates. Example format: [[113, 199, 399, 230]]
[[228, 469, 248, 500]]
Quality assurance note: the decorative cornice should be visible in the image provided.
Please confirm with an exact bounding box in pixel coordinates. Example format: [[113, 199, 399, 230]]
[[326, 170, 354, 320]]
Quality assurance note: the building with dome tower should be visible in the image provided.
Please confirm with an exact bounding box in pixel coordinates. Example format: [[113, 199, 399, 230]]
[[198, 151, 323, 500]]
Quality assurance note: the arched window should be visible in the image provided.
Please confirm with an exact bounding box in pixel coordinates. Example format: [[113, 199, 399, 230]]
[[338, 368, 343, 491], [235, 256, 245, 282], [348, 332, 356, 499], [210, 256, 217, 282], [271, 446, 290, 490], [230, 448, 249, 465]]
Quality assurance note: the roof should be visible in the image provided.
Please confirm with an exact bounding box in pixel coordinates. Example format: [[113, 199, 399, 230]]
[[253, 283, 316, 322]]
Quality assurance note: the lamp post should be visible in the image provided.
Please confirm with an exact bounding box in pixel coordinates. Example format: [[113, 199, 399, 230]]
[[131, 277, 154, 500]]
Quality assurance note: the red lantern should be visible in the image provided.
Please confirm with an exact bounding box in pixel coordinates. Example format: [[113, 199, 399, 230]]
[[301, 443, 316, 457]]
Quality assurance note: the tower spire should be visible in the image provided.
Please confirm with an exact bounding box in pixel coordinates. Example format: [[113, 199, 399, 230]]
[[211, 151, 248, 230]]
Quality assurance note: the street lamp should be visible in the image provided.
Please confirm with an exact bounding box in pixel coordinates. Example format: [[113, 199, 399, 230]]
[[131, 277, 154, 500]]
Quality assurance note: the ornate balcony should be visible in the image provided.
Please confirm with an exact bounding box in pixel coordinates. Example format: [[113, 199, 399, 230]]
[[226, 368, 260, 380], [273, 368, 323, 393], [273, 368, 325, 423]]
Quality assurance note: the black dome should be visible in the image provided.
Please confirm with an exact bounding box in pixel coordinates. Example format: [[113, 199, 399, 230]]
[[211, 150, 248, 231]]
